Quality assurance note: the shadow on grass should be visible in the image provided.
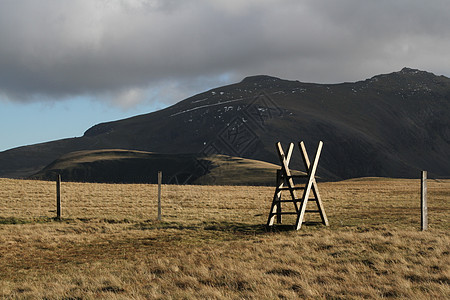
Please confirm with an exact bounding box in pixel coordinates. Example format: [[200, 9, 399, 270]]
[[0, 216, 56, 225], [132, 220, 267, 234], [203, 221, 267, 234], [132, 220, 327, 235], [132, 220, 201, 231], [0, 216, 328, 235], [0, 216, 134, 225], [266, 221, 326, 232]]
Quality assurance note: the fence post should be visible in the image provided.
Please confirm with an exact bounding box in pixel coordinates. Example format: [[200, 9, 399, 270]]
[[157, 171, 162, 221], [276, 169, 282, 224], [421, 171, 428, 231], [56, 174, 61, 220]]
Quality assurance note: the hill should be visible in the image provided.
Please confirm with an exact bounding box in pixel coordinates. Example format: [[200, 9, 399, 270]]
[[29, 149, 289, 185], [1, 67, 449, 180]]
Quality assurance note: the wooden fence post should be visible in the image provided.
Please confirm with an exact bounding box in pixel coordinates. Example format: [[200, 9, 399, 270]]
[[276, 169, 282, 224], [157, 171, 162, 221], [56, 174, 61, 220], [421, 171, 428, 231]]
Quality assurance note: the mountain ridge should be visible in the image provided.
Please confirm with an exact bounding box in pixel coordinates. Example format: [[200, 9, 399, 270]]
[[1, 68, 449, 181]]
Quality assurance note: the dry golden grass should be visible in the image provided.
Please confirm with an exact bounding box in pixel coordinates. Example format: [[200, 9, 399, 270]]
[[0, 177, 448, 299]]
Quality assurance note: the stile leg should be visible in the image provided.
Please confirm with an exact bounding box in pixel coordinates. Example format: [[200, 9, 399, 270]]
[[276, 169, 282, 224]]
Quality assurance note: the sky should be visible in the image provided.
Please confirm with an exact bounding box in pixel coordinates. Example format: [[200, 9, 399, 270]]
[[1, 0, 450, 151]]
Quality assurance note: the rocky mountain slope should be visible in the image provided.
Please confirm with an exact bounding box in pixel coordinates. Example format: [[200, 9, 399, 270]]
[[1, 67, 449, 181]]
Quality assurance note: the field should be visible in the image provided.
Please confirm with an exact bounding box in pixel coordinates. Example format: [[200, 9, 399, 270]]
[[0, 177, 449, 299]]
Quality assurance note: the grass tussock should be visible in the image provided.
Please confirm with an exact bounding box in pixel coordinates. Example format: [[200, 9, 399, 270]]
[[0, 177, 448, 299]]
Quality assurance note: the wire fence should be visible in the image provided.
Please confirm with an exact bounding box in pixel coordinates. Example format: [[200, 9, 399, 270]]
[[0, 177, 449, 230]]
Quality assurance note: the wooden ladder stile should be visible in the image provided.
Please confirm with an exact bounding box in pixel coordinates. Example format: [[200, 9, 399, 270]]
[[267, 141, 329, 230]]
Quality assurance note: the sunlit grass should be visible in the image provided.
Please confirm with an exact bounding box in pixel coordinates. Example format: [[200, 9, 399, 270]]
[[0, 177, 448, 298]]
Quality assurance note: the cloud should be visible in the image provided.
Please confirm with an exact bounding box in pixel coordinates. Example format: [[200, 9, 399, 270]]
[[1, 0, 449, 106]]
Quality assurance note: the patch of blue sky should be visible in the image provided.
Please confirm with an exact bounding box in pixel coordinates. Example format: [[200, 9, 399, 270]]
[[0, 95, 164, 152]]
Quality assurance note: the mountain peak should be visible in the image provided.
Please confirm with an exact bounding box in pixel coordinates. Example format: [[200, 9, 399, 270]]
[[377, 67, 437, 79], [241, 75, 282, 83], [367, 67, 447, 86], [399, 67, 422, 74], [396, 67, 437, 77]]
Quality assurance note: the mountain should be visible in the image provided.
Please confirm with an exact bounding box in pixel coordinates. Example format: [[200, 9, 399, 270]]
[[1, 67, 449, 181], [29, 149, 289, 185]]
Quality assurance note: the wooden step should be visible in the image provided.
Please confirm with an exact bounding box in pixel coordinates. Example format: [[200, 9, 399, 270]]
[[271, 210, 321, 215], [275, 199, 301, 203], [277, 186, 305, 191], [273, 197, 316, 203], [284, 174, 308, 178]]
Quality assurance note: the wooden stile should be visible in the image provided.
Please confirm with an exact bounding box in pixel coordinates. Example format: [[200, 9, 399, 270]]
[[267, 141, 329, 230]]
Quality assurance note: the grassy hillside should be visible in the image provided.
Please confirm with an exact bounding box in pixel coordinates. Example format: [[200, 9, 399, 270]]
[[0, 178, 448, 298], [29, 149, 291, 185]]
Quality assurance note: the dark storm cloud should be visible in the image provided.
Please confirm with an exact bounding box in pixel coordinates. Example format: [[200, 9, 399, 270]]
[[0, 0, 449, 106]]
